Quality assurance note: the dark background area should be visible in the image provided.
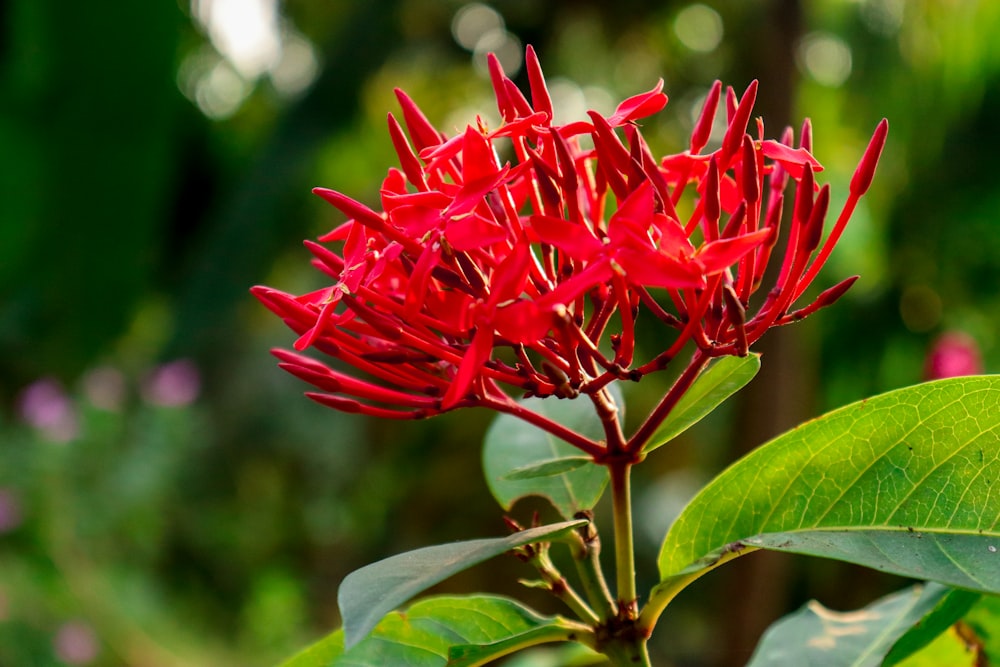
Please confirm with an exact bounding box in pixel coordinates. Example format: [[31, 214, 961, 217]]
[[2, 1, 998, 665]]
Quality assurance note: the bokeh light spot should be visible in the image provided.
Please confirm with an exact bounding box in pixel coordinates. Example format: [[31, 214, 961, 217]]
[[674, 4, 724, 53], [797, 32, 853, 87]]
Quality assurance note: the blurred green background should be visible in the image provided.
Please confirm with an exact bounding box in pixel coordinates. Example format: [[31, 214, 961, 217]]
[[2, 0, 999, 665]]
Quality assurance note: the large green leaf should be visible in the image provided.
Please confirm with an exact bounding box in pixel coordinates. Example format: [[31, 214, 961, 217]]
[[279, 596, 583, 667], [339, 520, 586, 648], [279, 629, 344, 667], [483, 388, 620, 518], [644, 353, 761, 453], [745, 583, 971, 667], [657, 376, 1000, 591]]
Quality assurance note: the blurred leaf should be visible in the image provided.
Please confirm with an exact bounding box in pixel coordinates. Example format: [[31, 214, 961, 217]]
[[644, 353, 761, 453], [962, 594, 1000, 661], [502, 456, 593, 480], [657, 376, 1000, 591], [482, 387, 620, 518], [337, 595, 581, 667], [746, 583, 961, 667], [279, 629, 344, 667], [883, 586, 980, 666], [339, 519, 586, 648], [894, 622, 986, 666]]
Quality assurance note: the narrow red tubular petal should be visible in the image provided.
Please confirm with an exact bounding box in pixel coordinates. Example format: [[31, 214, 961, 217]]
[[528, 150, 563, 215], [719, 201, 747, 240], [702, 156, 721, 241], [850, 118, 889, 197], [740, 134, 760, 204], [306, 392, 430, 419], [799, 117, 813, 152], [779, 275, 858, 323], [487, 53, 516, 121], [625, 125, 679, 221], [720, 80, 758, 164], [387, 113, 428, 191], [525, 45, 553, 120], [722, 283, 748, 355], [303, 239, 345, 276], [801, 184, 830, 254], [793, 162, 815, 228], [588, 111, 632, 176], [606, 78, 667, 126], [393, 88, 444, 152], [313, 188, 385, 231], [504, 78, 535, 118], [341, 293, 403, 341], [279, 361, 436, 408], [691, 80, 722, 154], [751, 193, 783, 291]]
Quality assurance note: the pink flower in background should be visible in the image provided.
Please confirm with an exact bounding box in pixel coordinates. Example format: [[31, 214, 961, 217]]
[[53, 620, 99, 665], [17, 378, 79, 442], [254, 46, 886, 454], [925, 331, 984, 379], [142, 359, 201, 407]]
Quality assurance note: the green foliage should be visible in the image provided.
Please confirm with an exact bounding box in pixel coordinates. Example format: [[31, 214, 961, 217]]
[[745, 583, 975, 667], [482, 389, 618, 518], [643, 353, 761, 453], [338, 520, 586, 648], [658, 376, 1000, 591], [289, 596, 583, 667]]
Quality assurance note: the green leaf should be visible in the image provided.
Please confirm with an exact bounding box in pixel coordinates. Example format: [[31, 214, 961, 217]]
[[502, 457, 592, 480], [279, 629, 344, 667], [336, 595, 582, 667], [883, 586, 980, 665], [657, 376, 1000, 591], [483, 388, 620, 518], [746, 583, 958, 667], [644, 353, 760, 453], [339, 520, 586, 648], [894, 623, 985, 666]]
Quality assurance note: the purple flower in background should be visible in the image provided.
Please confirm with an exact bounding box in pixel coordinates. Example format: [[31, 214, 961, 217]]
[[924, 331, 984, 380], [17, 378, 79, 442], [0, 489, 22, 534], [142, 359, 201, 407], [53, 620, 99, 665]]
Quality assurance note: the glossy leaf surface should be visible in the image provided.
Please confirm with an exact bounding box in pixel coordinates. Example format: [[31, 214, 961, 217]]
[[294, 596, 580, 667], [746, 583, 964, 666], [483, 389, 620, 517], [340, 520, 586, 648], [644, 353, 761, 453], [658, 376, 1000, 590]]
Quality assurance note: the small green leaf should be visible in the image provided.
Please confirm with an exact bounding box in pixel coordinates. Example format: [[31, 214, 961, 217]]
[[335, 595, 582, 667], [746, 583, 957, 667], [644, 353, 760, 453], [339, 520, 586, 648], [483, 388, 620, 517], [503, 456, 592, 480], [279, 629, 344, 667], [884, 586, 980, 665], [657, 376, 1000, 592]]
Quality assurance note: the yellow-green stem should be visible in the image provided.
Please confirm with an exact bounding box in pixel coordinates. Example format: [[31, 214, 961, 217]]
[[610, 461, 637, 617]]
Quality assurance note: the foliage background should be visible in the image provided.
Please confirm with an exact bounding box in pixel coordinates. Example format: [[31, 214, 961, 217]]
[[1, 0, 998, 665]]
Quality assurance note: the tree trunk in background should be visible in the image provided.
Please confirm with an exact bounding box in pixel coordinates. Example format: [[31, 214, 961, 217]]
[[717, 1, 804, 665]]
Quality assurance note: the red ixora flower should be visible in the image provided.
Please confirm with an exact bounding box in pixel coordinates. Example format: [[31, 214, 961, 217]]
[[252, 46, 887, 457]]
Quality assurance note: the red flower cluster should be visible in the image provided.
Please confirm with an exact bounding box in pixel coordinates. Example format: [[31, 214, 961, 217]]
[[253, 47, 886, 454]]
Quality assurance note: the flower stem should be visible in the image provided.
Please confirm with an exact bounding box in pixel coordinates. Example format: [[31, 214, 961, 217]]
[[609, 461, 637, 618]]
